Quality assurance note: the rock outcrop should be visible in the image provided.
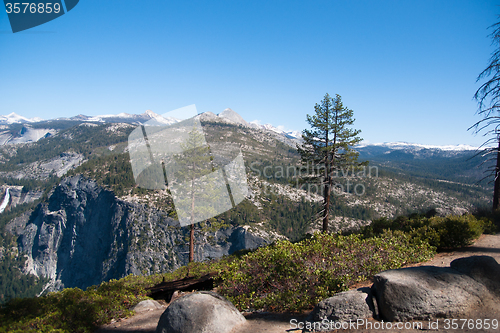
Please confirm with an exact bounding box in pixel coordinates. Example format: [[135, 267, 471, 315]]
[[306, 255, 500, 326], [155, 291, 246, 333], [373, 265, 489, 321], [13, 176, 270, 292], [131, 300, 165, 313], [304, 288, 376, 331], [372, 255, 500, 321], [217, 108, 249, 127], [450, 255, 500, 298]]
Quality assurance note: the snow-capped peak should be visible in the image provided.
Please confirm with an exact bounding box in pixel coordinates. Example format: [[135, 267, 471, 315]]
[[0, 112, 43, 124], [252, 123, 301, 140], [116, 112, 131, 118], [143, 110, 180, 126], [94, 112, 135, 119], [144, 110, 158, 118], [72, 110, 181, 126], [261, 123, 284, 134]]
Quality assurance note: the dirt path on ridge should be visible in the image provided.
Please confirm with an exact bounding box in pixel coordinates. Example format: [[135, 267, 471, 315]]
[[95, 233, 500, 333]]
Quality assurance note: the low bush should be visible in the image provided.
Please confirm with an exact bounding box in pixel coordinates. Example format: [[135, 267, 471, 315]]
[[431, 215, 482, 248], [0, 276, 154, 333], [11, 211, 489, 330], [216, 230, 434, 312], [362, 213, 496, 250]]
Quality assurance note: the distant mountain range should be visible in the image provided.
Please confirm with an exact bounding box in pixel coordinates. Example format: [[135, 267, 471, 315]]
[[0, 110, 477, 151], [64, 110, 181, 126], [357, 141, 478, 152]]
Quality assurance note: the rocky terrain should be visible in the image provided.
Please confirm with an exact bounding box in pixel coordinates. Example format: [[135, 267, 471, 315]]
[[6, 175, 272, 292], [0, 109, 494, 299], [0, 185, 42, 211], [96, 234, 500, 333]]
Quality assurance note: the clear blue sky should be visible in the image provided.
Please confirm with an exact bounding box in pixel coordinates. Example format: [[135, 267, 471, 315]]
[[0, 0, 498, 146]]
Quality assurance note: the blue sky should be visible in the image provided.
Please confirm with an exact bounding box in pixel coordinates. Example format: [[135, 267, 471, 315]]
[[0, 0, 498, 146]]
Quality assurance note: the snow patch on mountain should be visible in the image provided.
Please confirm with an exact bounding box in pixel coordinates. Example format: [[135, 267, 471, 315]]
[[357, 141, 479, 152], [261, 123, 284, 134], [0, 126, 56, 145], [0, 113, 43, 124], [249, 120, 301, 140], [285, 130, 302, 139], [83, 110, 180, 126]]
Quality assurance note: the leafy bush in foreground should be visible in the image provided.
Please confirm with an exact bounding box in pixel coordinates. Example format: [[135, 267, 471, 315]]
[[0, 276, 155, 333], [216, 230, 435, 312], [362, 213, 496, 250], [9, 210, 492, 331]]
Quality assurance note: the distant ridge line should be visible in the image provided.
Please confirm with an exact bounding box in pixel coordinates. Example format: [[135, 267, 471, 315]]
[[0, 111, 478, 149]]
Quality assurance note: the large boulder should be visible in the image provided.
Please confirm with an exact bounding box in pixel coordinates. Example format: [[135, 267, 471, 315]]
[[373, 265, 490, 321], [131, 300, 165, 313], [305, 287, 375, 330], [155, 291, 246, 333], [450, 255, 500, 298]]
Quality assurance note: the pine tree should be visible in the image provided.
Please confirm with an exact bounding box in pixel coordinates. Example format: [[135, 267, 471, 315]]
[[297, 93, 364, 232], [170, 127, 230, 263], [172, 128, 213, 262]]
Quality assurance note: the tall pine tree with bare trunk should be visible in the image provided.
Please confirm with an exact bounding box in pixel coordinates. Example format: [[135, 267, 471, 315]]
[[173, 128, 213, 262], [298, 93, 364, 232], [471, 20, 500, 211]]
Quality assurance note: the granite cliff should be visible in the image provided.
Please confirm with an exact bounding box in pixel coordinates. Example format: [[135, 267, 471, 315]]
[[10, 176, 269, 292]]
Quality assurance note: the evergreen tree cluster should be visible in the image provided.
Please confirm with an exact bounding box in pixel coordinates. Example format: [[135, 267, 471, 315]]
[[0, 253, 48, 304], [66, 153, 137, 197], [0, 200, 48, 304]]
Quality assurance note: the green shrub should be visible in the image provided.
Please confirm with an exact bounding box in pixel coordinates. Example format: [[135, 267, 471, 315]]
[[216, 230, 435, 312], [0, 276, 154, 333], [363, 213, 494, 251], [478, 216, 498, 234], [429, 215, 482, 249], [0, 224, 438, 329]]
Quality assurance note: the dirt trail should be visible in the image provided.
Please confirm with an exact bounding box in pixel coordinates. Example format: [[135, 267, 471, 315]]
[[96, 234, 500, 333]]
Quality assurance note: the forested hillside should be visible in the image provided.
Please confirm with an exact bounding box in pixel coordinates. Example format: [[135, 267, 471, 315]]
[[0, 113, 493, 303]]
